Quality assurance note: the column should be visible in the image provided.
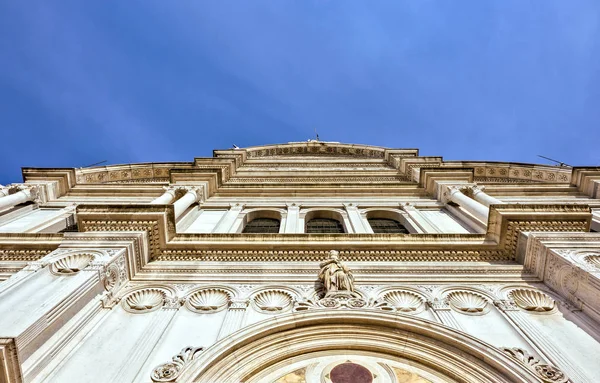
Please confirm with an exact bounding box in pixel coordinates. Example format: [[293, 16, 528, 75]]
[[173, 186, 203, 219], [427, 299, 463, 331], [217, 299, 249, 339], [444, 186, 489, 223], [344, 203, 370, 233], [470, 185, 503, 207], [494, 300, 588, 382], [284, 203, 301, 233], [0, 185, 39, 211], [213, 203, 244, 233], [150, 186, 177, 205]]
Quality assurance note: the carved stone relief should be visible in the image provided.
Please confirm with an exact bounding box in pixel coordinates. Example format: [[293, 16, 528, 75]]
[[49, 253, 94, 276], [502, 347, 568, 383], [446, 291, 489, 315], [252, 290, 294, 313], [509, 289, 555, 313], [122, 288, 167, 313], [186, 288, 231, 313], [382, 290, 425, 314], [151, 346, 204, 382]]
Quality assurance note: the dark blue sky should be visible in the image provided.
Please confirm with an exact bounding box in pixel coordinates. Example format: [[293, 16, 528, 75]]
[[1, 1, 599, 184]]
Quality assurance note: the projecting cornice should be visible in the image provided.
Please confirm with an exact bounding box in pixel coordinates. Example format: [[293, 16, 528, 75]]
[[61, 203, 593, 278], [19, 142, 578, 201]]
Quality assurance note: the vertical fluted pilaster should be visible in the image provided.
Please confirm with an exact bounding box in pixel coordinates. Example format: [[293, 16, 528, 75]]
[[217, 299, 249, 339]]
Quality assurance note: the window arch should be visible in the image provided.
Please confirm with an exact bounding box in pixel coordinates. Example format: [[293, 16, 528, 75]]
[[364, 209, 415, 234], [242, 217, 280, 233], [306, 218, 345, 234], [238, 209, 284, 234], [367, 218, 408, 234]]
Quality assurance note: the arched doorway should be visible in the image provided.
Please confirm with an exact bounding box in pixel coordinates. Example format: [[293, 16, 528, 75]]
[[176, 310, 550, 382]]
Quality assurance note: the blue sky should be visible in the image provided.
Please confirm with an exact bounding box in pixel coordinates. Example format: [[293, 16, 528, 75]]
[[1, 1, 598, 184]]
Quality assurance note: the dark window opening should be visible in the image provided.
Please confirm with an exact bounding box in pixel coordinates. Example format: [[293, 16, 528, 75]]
[[242, 218, 280, 233], [59, 223, 79, 233], [59, 216, 78, 233], [306, 218, 345, 234], [368, 218, 409, 234]]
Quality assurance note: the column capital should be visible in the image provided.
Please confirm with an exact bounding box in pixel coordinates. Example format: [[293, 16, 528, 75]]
[[229, 202, 245, 209], [229, 299, 249, 310], [494, 299, 519, 312], [441, 184, 469, 204], [178, 185, 205, 203], [342, 202, 359, 209], [286, 202, 300, 209], [427, 298, 451, 311], [400, 202, 417, 211]]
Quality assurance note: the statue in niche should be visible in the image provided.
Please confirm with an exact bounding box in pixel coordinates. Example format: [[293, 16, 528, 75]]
[[318, 250, 355, 296]]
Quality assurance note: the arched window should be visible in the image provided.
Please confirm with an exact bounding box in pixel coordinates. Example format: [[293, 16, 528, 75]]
[[306, 218, 345, 234], [368, 218, 409, 234], [242, 218, 280, 233]]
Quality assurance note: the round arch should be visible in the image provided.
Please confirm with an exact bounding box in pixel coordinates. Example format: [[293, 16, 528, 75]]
[[234, 208, 285, 233], [302, 208, 349, 233], [177, 310, 544, 383], [363, 208, 417, 234]]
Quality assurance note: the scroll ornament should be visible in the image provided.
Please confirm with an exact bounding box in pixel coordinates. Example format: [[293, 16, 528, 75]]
[[151, 346, 204, 382], [502, 347, 568, 383]]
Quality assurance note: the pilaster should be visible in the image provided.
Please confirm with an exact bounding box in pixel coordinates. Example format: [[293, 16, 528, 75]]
[[217, 299, 249, 339]]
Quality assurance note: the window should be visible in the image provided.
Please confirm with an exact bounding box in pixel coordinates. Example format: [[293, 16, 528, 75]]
[[368, 218, 409, 234], [306, 218, 345, 234], [242, 218, 280, 233]]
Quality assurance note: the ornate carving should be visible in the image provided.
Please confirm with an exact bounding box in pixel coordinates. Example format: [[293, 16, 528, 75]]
[[122, 288, 166, 313], [382, 290, 424, 313], [583, 254, 600, 269], [318, 250, 354, 295], [509, 289, 555, 312], [103, 263, 120, 290], [494, 299, 519, 311], [253, 290, 293, 313], [187, 289, 231, 313], [50, 253, 94, 275], [294, 294, 391, 312], [446, 291, 488, 314], [502, 347, 568, 383], [428, 298, 451, 311], [151, 346, 204, 382]]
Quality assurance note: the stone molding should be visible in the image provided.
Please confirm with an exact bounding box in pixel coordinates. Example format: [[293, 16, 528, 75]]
[[177, 310, 548, 383]]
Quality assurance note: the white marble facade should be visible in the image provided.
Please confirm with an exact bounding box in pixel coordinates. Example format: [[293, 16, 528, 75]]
[[1, 142, 600, 383]]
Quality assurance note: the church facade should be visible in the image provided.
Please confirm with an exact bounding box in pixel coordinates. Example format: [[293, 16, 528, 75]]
[[1, 141, 599, 383]]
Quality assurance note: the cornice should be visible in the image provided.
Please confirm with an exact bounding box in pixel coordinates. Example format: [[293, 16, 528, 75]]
[[69, 203, 592, 280]]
